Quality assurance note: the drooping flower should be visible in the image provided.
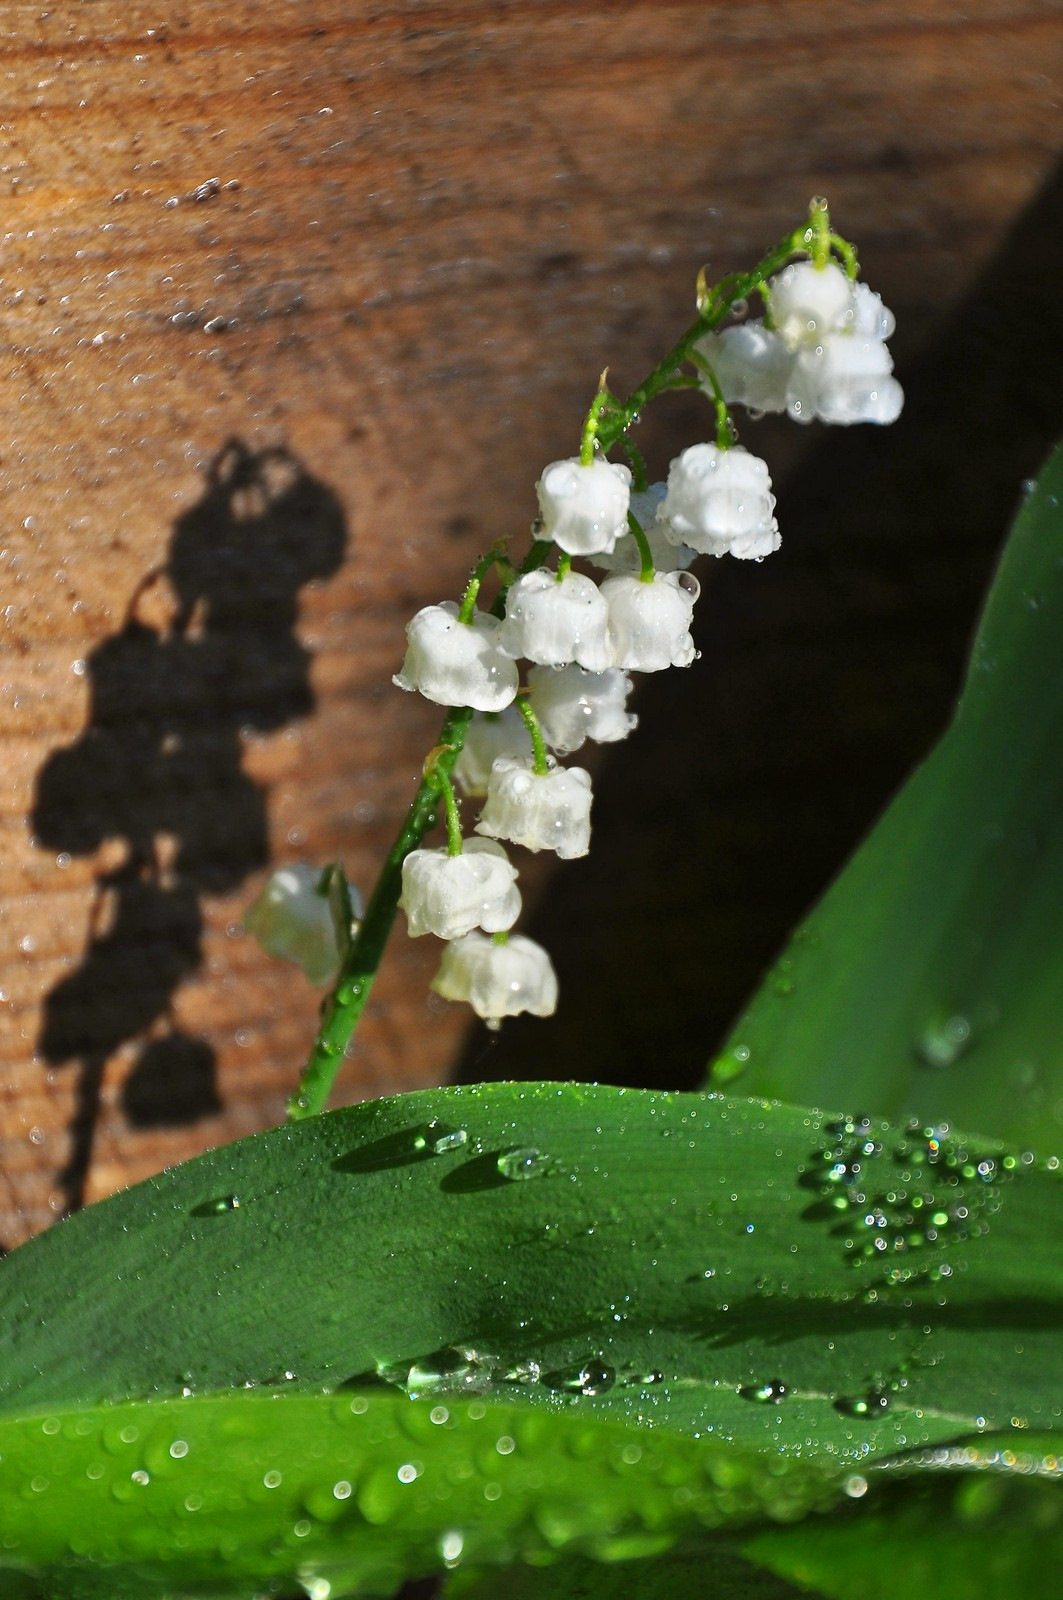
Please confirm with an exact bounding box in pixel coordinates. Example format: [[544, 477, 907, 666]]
[[393, 601, 519, 711], [476, 757, 592, 859], [432, 931, 558, 1024], [452, 707, 534, 796], [399, 838, 521, 940], [244, 864, 360, 985], [786, 335, 904, 426], [536, 456, 632, 557], [527, 663, 637, 755], [766, 259, 856, 344], [592, 483, 697, 576], [601, 570, 700, 672], [697, 259, 903, 428], [697, 321, 793, 415], [660, 444, 780, 560], [498, 568, 612, 670]]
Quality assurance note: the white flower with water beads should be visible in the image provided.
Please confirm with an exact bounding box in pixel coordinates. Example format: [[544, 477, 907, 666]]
[[697, 321, 793, 416], [245, 864, 360, 985], [432, 931, 558, 1025], [536, 456, 632, 557], [592, 484, 697, 575], [399, 838, 521, 940], [527, 664, 637, 756], [849, 282, 896, 341], [498, 568, 612, 671], [393, 600, 519, 712], [786, 336, 903, 427], [601, 570, 700, 672], [767, 259, 856, 344], [452, 706, 533, 796], [660, 444, 779, 560], [476, 757, 592, 859]]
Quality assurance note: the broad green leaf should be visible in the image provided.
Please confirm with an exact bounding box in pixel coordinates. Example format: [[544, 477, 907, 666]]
[[742, 1457, 1063, 1600], [445, 1543, 822, 1599], [711, 446, 1063, 1149], [0, 1387, 840, 1599], [1, 1085, 1059, 1466]]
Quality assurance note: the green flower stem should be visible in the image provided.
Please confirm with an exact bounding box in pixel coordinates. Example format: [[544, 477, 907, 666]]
[[287, 705, 473, 1120], [689, 350, 733, 451], [829, 231, 859, 279], [515, 693, 550, 776], [627, 511, 655, 584], [806, 195, 831, 267], [598, 201, 843, 455], [556, 552, 572, 582], [458, 544, 510, 624], [619, 434, 649, 492], [579, 383, 612, 465], [437, 768, 463, 857]]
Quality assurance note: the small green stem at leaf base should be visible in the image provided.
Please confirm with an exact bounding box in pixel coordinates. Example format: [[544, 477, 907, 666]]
[[288, 704, 473, 1119]]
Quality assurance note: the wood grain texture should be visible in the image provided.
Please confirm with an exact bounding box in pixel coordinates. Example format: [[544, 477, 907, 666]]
[[1, 0, 1061, 1245]]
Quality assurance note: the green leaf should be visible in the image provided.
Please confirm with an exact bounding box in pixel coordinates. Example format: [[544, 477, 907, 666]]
[[711, 446, 1063, 1149], [0, 1386, 840, 1599], [743, 1459, 1063, 1600], [444, 1542, 822, 1599], [2, 1084, 1060, 1593], [2, 1086, 1060, 1452]]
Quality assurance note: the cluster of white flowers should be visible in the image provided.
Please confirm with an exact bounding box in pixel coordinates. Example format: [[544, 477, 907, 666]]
[[251, 233, 904, 1047], [390, 445, 759, 1023], [700, 258, 903, 426]]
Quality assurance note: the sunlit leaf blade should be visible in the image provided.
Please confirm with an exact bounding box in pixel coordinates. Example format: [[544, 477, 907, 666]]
[[445, 1543, 823, 1599], [0, 1387, 841, 1600], [711, 446, 1063, 1149], [0, 1085, 1059, 1471], [742, 1462, 1063, 1600]]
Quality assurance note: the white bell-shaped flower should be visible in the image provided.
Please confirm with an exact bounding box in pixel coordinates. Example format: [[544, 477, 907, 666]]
[[660, 445, 779, 560], [767, 259, 855, 344], [432, 931, 558, 1023], [846, 282, 896, 341], [400, 838, 521, 940], [393, 601, 519, 711], [244, 864, 360, 985], [452, 707, 534, 796], [601, 571, 699, 672], [536, 456, 632, 557], [696, 320, 793, 413], [787, 336, 903, 426], [476, 757, 592, 859], [592, 484, 697, 575], [528, 664, 637, 755], [498, 568, 612, 670]]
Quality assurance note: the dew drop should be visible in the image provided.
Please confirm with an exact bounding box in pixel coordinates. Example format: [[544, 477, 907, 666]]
[[496, 1146, 551, 1181], [413, 1119, 469, 1156], [739, 1379, 788, 1404]]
